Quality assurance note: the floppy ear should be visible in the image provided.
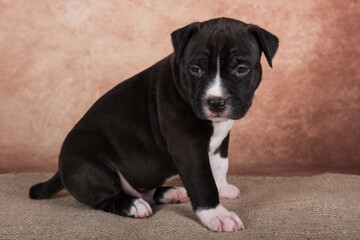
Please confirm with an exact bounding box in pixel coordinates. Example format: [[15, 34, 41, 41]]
[[171, 22, 201, 64], [248, 25, 279, 68]]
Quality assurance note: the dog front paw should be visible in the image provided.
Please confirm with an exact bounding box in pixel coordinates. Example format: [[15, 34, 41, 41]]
[[196, 204, 244, 232], [218, 184, 240, 199]]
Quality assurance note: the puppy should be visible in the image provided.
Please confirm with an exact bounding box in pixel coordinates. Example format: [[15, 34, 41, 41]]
[[29, 17, 278, 232]]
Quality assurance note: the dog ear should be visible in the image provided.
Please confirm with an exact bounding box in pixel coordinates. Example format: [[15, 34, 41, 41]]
[[171, 22, 201, 64], [248, 25, 279, 68]]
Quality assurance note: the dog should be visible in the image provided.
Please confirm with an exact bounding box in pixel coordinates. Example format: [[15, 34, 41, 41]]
[[29, 17, 278, 232]]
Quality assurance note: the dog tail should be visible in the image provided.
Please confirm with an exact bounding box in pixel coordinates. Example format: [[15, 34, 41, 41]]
[[29, 171, 64, 199]]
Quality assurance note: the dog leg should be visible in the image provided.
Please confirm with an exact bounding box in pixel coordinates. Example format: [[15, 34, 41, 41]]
[[209, 132, 240, 199], [163, 122, 243, 232], [60, 154, 153, 218]]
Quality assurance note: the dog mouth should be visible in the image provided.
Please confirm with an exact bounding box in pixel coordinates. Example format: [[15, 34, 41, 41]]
[[207, 116, 230, 122], [192, 96, 248, 122], [203, 106, 231, 122], [201, 102, 251, 121]]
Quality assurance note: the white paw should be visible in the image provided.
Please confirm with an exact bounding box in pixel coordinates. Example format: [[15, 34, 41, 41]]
[[160, 187, 189, 204], [196, 204, 244, 232], [218, 184, 240, 199], [128, 198, 152, 218]]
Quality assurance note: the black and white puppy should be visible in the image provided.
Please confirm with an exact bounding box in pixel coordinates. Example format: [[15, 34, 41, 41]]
[[29, 18, 278, 232]]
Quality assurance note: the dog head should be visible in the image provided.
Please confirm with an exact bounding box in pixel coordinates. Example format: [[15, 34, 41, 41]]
[[171, 18, 279, 121]]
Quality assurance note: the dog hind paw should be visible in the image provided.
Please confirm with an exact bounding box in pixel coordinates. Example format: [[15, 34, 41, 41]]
[[128, 198, 153, 218], [162, 187, 189, 204], [154, 186, 189, 204]]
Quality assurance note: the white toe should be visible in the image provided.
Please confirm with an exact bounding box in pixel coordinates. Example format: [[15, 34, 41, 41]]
[[196, 204, 244, 232], [130, 198, 152, 218], [160, 187, 189, 204]]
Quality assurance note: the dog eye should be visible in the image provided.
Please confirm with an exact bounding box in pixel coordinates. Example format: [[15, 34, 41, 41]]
[[190, 65, 203, 76], [235, 64, 250, 76]]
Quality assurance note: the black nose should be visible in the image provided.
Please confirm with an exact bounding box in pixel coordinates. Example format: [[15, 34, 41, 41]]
[[207, 98, 227, 113]]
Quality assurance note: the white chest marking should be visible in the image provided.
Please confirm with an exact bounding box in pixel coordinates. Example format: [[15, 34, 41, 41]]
[[208, 120, 234, 191], [208, 120, 233, 155]]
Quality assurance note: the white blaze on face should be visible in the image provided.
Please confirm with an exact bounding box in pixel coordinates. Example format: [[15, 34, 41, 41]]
[[205, 55, 224, 98]]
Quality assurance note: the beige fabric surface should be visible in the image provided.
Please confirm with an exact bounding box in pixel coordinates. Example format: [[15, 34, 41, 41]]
[[0, 173, 359, 239]]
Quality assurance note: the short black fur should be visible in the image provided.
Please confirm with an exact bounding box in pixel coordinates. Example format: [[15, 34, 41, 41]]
[[29, 17, 278, 219]]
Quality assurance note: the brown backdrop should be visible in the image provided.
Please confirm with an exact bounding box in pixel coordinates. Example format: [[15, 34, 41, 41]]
[[0, 0, 359, 175]]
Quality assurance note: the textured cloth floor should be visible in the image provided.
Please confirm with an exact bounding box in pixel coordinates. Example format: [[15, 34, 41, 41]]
[[0, 173, 359, 240]]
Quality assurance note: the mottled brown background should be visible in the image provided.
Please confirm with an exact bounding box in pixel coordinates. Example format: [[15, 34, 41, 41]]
[[0, 0, 359, 175]]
